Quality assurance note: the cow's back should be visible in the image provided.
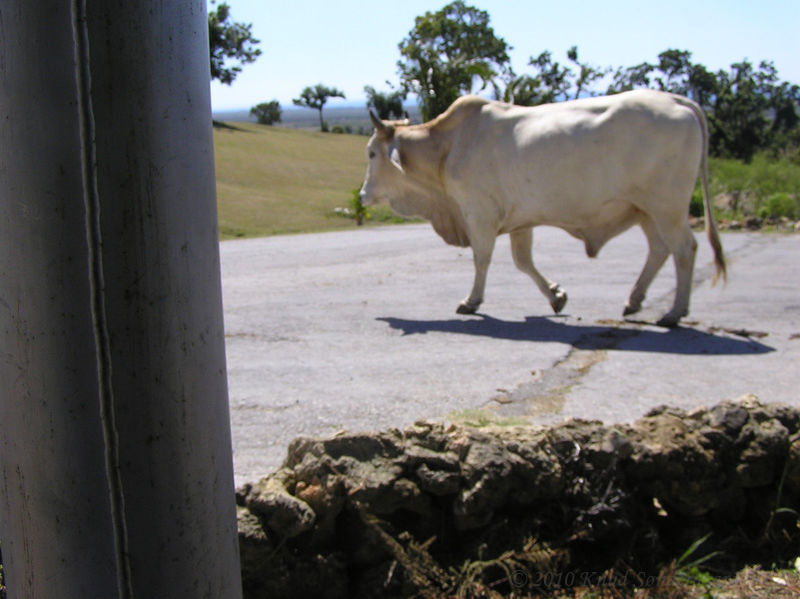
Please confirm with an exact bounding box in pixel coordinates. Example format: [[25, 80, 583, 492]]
[[443, 90, 704, 230]]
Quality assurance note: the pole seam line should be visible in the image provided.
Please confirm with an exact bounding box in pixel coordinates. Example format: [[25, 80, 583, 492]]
[[70, 2, 135, 597]]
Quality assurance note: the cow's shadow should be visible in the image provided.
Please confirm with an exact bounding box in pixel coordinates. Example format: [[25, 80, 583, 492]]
[[376, 314, 774, 356]]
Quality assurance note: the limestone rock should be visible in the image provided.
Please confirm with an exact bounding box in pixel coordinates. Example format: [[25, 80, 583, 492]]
[[237, 399, 800, 599]]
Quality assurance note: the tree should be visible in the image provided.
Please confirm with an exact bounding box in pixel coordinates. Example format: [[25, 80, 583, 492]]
[[567, 46, 609, 100], [397, 1, 510, 121], [606, 61, 656, 94], [649, 49, 716, 106], [526, 50, 572, 103], [512, 46, 608, 105], [492, 69, 541, 105], [769, 81, 800, 159], [250, 101, 282, 125], [606, 49, 714, 103], [364, 85, 406, 120], [293, 84, 346, 131], [710, 60, 776, 161], [208, 2, 262, 84], [653, 48, 693, 94]]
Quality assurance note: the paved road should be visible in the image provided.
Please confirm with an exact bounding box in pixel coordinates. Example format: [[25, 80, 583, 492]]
[[220, 225, 800, 486]]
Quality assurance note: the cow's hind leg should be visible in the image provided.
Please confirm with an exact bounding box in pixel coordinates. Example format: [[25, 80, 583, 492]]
[[457, 233, 496, 314], [657, 223, 698, 327], [510, 229, 567, 314], [624, 215, 670, 316]]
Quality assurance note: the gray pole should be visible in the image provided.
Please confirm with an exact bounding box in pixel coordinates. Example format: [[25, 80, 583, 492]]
[[0, 2, 242, 597]]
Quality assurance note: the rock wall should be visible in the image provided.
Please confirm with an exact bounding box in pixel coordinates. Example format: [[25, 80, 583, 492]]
[[237, 398, 800, 598]]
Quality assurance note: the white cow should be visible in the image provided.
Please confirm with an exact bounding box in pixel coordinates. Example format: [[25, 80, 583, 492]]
[[360, 90, 726, 327]]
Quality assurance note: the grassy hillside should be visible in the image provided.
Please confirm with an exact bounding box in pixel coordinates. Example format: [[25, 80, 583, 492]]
[[213, 122, 376, 239]]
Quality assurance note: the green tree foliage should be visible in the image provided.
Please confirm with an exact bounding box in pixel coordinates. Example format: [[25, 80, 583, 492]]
[[492, 70, 540, 105], [493, 46, 607, 106], [710, 61, 774, 161], [526, 50, 572, 103], [397, 1, 510, 121], [208, 2, 262, 85], [607, 61, 656, 94], [250, 101, 282, 125], [569, 46, 610, 101], [607, 49, 717, 106], [364, 85, 407, 120], [293, 84, 346, 131]]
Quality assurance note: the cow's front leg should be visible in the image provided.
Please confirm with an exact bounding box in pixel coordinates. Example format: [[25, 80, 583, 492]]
[[457, 233, 496, 314]]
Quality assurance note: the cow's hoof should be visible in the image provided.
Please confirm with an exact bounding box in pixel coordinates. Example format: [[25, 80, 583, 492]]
[[655, 314, 680, 328], [623, 303, 641, 316], [550, 287, 568, 314], [656, 306, 688, 328], [457, 301, 479, 315]]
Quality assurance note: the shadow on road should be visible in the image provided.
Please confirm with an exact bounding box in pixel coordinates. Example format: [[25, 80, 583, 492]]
[[376, 314, 774, 356]]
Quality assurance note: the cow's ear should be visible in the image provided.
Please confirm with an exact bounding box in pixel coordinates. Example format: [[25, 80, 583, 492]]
[[388, 144, 404, 173]]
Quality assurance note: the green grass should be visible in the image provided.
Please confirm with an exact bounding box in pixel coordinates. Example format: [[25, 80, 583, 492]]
[[692, 153, 800, 220], [713, 154, 800, 201], [213, 122, 403, 239]]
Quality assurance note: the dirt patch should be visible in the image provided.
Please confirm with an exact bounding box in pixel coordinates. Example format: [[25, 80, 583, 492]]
[[236, 397, 799, 598]]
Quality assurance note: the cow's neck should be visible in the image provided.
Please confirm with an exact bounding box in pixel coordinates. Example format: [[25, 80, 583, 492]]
[[388, 128, 470, 248], [389, 129, 448, 219]]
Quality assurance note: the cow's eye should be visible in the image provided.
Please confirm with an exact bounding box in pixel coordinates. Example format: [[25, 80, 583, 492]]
[[369, 151, 376, 159]]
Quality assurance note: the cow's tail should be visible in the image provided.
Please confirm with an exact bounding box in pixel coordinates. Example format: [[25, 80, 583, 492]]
[[678, 95, 727, 285]]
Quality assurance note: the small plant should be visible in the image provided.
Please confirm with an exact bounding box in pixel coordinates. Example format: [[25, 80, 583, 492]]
[[673, 533, 721, 596], [349, 188, 368, 225], [332, 189, 417, 226]]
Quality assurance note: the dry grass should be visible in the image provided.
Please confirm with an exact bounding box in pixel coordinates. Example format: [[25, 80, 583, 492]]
[[701, 567, 800, 598], [358, 505, 800, 599]]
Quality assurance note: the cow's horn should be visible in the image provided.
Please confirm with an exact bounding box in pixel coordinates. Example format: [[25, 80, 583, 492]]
[[369, 109, 388, 137]]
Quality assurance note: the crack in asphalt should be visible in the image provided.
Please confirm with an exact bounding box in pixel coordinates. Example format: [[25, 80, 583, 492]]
[[483, 234, 780, 422], [485, 324, 643, 419]]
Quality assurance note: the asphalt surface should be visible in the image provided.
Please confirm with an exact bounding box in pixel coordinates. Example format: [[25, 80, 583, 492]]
[[220, 224, 800, 486]]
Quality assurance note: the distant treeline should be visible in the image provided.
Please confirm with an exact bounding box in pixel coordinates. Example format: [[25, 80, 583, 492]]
[[223, 104, 422, 135]]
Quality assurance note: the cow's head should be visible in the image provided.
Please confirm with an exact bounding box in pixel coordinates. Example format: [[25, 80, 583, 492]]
[[359, 111, 406, 207]]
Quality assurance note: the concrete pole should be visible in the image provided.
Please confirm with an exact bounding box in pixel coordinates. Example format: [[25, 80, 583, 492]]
[[0, 2, 242, 598]]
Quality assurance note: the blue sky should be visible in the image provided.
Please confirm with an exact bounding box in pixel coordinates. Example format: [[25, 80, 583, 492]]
[[208, 0, 800, 111]]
